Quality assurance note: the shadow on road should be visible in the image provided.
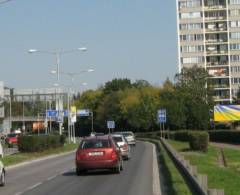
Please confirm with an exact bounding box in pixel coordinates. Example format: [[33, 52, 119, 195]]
[[62, 169, 115, 177]]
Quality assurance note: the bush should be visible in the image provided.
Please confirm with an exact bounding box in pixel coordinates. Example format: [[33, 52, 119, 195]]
[[18, 135, 65, 152], [208, 130, 240, 144], [189, 131, 209, 152]]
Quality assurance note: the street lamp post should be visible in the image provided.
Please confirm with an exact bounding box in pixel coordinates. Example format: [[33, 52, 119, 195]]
[[28, 47, 87, 135], [52, 69, 93, 143]]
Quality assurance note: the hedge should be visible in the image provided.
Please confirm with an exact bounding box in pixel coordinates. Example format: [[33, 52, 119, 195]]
[[208, 130, 240, 144], [189, 131, 209, 152], [18, 135, 66, 152], [136, 130, 209, 152]]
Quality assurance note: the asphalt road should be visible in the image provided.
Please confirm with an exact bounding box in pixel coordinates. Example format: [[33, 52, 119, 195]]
[[0, 141, 158, 195]]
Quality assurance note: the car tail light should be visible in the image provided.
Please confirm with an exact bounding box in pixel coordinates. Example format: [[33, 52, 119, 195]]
[[111, 149, 117, 160], [122, 143, 128, 151], [76, 150, 85, 161]]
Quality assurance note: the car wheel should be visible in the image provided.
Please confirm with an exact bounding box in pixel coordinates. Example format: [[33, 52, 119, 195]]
[[76, 168, 85, 176], [114, 162, 121, 174], [120, 159, 123, 171], [0, 171, 5, 186]]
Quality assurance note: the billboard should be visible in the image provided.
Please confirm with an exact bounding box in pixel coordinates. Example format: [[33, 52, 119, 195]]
[[214, 105, 240, 122]]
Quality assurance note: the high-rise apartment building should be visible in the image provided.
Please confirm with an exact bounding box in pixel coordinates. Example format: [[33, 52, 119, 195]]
[[176, 0, 240, 104]]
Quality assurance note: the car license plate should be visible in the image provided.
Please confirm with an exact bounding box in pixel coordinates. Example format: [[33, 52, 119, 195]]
[[89, 152, 104, 156]]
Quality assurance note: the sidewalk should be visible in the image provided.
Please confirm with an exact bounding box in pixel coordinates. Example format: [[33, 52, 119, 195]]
[[211, 142, 240, 150]]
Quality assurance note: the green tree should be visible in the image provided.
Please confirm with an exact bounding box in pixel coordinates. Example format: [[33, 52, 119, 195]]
[[103, 78, 132, 94], [175, 65, 213, 130]]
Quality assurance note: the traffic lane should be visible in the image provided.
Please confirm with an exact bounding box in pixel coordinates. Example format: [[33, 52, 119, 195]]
[[24, 142, 154, 195], [0, 152, 75, 195]]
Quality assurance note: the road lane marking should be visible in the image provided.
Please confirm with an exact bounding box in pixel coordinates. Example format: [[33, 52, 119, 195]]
[[26, 182, 42, 191], [46, 175, 58, 181], [152, 144, 161, 195], [14, 192, 23, 195]]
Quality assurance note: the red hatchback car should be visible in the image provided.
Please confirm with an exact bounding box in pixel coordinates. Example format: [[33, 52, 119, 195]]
[[5, 133, 18, 147], [75, 135, 123, 175]]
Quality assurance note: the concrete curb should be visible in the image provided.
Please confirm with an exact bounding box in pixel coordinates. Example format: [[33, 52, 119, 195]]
[[152, 143, 161, 195], [5, 150, 76, 171]]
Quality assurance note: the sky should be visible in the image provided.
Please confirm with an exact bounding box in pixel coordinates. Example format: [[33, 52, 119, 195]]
[[0, 0, 178, 92]]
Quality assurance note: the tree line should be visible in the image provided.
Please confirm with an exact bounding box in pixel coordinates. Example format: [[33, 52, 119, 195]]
[[74, 66, 214, 135]]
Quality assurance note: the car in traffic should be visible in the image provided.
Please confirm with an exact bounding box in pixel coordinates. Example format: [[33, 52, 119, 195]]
[[0, 160, 5, 186], [5, 133, 18, 148], [121, 131, 136, 146], [75, 135, 123, 175], [111, 134, 131, 160]]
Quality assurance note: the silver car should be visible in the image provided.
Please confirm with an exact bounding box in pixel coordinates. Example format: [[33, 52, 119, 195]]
[[121, 131, 136, 146], [0, 160, 5, 186], [112, 134, 131, 160]]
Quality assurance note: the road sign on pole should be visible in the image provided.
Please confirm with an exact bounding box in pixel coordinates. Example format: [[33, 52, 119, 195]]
[[77, 109, 90, 117], [158, 109, 167, 123], [47, 110, 58, 118], [107, 121, 115, 129]]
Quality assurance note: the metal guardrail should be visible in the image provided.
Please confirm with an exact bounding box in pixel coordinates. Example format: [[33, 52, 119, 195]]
[[160, 138, 224, 195]]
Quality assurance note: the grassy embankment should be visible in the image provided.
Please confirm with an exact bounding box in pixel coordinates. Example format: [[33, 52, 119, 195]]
[[169, 140, 240, 195], [140, 138, 192, 195], [2, 143, 78, 167]]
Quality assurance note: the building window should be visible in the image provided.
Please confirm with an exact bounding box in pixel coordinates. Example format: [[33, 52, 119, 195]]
[[181, 56, 205, 64], [230, 21, 240, 28], [231, 55, 240, 62], [232, 77, 240, 84], [230, 32, 240, 39], [181, 45, 204, 53], [179, 0, 201, 9], [229, 0, 240, 5], [180, 23, 203, 30], [180, 12, 202, 19], [230, 43, 240, 50], [229, 9, 240, 17], [231, 66, 240, 72], [180, 34, 204, 41]]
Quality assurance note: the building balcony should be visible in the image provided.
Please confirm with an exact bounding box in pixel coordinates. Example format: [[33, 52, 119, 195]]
[[206, 50, 228, 55], [209, 84, 230, 88], [205, 16, 227, 21], [205, 28, 227, 33], [206, 61, 228, 66], [205, 39, 228, 44], [204, 5, 226, 11]]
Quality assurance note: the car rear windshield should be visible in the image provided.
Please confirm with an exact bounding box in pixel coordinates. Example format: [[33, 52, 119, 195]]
[[122, 132, 133, 137], [80, 140, 111, 149], [112, 136, 123, 142], [7, 134, 17, 138]]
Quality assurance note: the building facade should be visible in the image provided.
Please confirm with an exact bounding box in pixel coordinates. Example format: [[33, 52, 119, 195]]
[[176, 0, 240, 103]]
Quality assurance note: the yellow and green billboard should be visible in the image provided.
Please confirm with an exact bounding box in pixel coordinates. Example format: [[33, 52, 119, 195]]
[[214, 105, 240, 122]]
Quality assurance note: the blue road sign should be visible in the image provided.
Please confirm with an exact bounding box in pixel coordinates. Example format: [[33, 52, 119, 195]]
[[158, 109, 167, 123], [77, 109, 90, 117], [107, 121, 115, 129], [47, 110, 58, 118]]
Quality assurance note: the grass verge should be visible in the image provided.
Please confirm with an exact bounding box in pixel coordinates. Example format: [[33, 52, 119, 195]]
[[139, 138, 192, 195], [2, 143, 78, 167], [168, 140, 240, 195]]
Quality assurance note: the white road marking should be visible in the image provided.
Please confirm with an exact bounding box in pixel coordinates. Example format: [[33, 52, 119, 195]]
[[14, 192, 23, 195], [152, 143, 161, 195], [26, 182, 42, 191], [46, 175, 58, 181]]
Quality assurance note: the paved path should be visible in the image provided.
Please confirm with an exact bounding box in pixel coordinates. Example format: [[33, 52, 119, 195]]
[[211, 142, 240, 150]]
